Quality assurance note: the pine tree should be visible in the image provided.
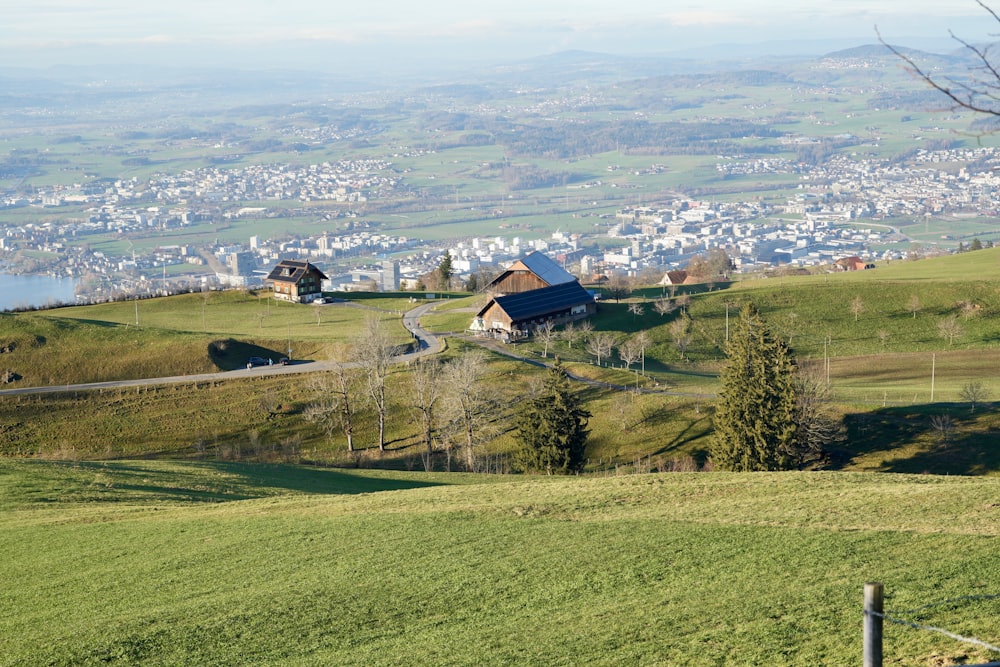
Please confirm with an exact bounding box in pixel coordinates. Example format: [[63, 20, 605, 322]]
[[711, 302, 798, 471], [513, 362, 590, 474], [437, 253, 453, 290]]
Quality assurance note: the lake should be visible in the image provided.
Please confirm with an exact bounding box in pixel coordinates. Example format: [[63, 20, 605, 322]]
[[0, 274, 79, 312]]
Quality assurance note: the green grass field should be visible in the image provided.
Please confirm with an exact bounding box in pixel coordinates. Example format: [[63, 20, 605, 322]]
[[1, 461, 998, 666], [0, 290, 413, 387], [2, 249, 1000, 473]]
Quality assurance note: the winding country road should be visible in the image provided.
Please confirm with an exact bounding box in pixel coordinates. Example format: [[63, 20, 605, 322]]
[[0, 301, 444, 397], [0, 300, 708, 398]]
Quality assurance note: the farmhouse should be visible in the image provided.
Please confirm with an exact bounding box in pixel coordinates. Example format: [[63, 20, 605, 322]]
[[266, 259, 328, 303], [659, 269, 690, 286], [471, 252, 595, 339], [834, 256, 870, 271]]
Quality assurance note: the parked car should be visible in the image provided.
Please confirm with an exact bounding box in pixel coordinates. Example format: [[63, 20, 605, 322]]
[[246, 356, 267, 368], [278, 357, 290, 366]]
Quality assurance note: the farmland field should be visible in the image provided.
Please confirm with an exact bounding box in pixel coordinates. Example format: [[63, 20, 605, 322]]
[[1, 461, 998, 666]]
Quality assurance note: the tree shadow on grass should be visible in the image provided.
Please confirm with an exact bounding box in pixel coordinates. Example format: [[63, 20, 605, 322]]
[[829, 403, 1000, 475], [208, 338, 288, 371], [18, 459, 446, 505], [651, 413, 714, 457]]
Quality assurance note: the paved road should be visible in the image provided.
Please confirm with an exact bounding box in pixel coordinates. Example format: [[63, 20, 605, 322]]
[[0, 302, 445, 397], [0, 300, 710, 399]]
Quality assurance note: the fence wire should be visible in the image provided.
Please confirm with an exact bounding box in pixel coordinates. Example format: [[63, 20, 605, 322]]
[[871, 593, 1000, 655]]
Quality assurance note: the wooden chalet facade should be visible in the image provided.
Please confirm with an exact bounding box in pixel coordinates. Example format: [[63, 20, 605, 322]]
[[266, 260, 328, 303], [471, 252, 595, 339], [486, 251, 578, 295]]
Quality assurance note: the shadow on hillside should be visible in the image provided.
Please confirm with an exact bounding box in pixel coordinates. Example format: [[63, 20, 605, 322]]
[[208, 338, 288, 370], [652, 413, 714, 457], [828, 403, 1000, 475], [27, 460, 444, 504]]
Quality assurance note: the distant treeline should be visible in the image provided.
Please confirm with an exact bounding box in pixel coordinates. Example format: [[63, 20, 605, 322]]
[[503, 119, 784, 159], [418, 111, 785, 158]]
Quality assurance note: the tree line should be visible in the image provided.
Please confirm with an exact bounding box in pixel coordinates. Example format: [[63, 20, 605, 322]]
[[302, 316, 589, 474]]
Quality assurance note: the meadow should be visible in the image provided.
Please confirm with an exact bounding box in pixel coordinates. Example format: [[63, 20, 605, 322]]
[[1, 461, 998, 666], [0, 248, 998, 473], [0, 289, 413, 387]]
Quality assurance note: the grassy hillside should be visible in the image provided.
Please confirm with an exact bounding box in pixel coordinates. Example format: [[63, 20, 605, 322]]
[[0, 290, 412, 387], [1, 461, 998, 666], [1, 249, 999, 473]]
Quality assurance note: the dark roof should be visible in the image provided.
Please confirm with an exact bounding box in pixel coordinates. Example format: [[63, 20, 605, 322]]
[[265, 259, 328, 283], [477, 281, 594, 322]]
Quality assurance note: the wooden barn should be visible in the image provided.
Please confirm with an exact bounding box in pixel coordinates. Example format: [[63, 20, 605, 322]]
[[470, 281, 596, 340], [486, 251, 578, 295], [266, 259, 328, 303]]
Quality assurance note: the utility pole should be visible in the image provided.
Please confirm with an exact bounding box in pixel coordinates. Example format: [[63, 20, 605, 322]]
[[930, 353, 936, 403], [824, 336, 830, 385]]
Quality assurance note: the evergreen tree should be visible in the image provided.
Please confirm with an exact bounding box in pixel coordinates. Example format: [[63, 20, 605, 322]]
[[513, 362, 590, 474], [711, 302, 798, 471], [437, 253, 453, 290]]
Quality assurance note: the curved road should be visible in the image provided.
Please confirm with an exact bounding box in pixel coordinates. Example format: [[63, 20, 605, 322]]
[[0, 300, 707, 398], [0, 301, 444, 397]]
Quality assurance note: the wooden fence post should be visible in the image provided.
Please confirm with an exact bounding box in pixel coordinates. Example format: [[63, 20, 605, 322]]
[[864, 581, 884, 667]]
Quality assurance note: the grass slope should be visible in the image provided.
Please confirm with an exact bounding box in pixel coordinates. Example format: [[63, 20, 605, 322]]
[[1, 461, 998, 666]]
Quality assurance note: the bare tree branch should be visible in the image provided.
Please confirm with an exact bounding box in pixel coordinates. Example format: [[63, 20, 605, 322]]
[[878, 2, 1000, 117]]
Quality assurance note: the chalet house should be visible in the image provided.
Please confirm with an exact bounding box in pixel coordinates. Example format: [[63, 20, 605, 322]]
[[266, 259, 328, 303], [471, 252, 595, 339]]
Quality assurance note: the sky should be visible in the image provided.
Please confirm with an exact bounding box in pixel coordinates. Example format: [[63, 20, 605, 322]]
[[3, 1, 998, 73]]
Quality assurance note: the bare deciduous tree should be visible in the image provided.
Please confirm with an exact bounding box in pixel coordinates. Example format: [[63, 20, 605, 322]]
[[907, 294, 921, 319], [442, 353, 492, 472], [669, 313, 692, 360], [785, 312, 799, 345], [787, 370, 844, 467], [561, 320, 578, 349], [409, 358, 442, 469], [633, 330, 652, 375], [653, 296, 675, 317], [937, 315, 964, 346], [675, 293, 692, 313], [628, 302, 645, 319], [959, 381, 991, 413], [586, 332, 617, 366], [356, 315, 401, 451], [877, 329, 891, 350], [618, 337, 642, 378], [304, 357, 360, 453], [930, 413, 955, 444], [850, 295, 865, 323], [879, 2, 1000, 118], [533, 320, 557, 358], [605, 274, 631, 302]]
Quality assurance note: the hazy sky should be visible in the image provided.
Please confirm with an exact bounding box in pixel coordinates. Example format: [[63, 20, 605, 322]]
[[3, 1, 997, 72]]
